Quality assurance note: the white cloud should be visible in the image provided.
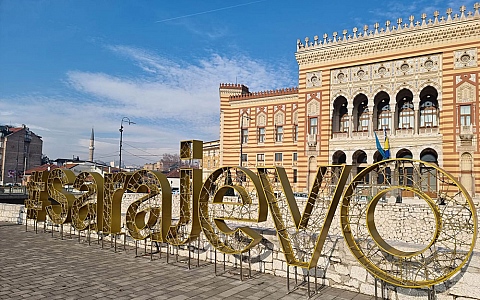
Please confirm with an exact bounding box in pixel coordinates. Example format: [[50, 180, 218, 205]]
[[1, 46, 296, 166]]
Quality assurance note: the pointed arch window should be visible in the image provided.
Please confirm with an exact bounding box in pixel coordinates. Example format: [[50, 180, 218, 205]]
[[340, 114, 349, 132], [378, 101, 391, 130], [399, 101, 414, 129], [338, 104, 349, 133], [358, 106, 369, 132], [420, 100, 438, 128]]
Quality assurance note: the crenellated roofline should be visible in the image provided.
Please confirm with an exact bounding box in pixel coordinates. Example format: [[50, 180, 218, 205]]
[[229, 87, 298, 101], [296, 3, 480, 66]]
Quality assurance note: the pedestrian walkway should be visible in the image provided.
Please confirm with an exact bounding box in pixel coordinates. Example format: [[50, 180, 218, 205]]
[[0, 222, 375, 299]]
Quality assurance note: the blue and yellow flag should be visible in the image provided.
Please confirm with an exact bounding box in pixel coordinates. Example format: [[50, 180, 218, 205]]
[[375, 129, 390, 160], [383, 128, 390, 159], [375, 132, 386, 159]]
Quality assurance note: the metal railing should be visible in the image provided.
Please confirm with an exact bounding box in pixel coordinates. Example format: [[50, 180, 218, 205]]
[[0, 186, 27, 194]]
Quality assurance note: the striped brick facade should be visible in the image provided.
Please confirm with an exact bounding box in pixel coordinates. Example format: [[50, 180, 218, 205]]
[[219, 5, 480, 197]]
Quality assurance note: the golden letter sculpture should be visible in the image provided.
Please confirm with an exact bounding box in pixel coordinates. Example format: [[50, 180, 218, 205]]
[[46, 169, 76, 224], [71, 172, 104, 231], [257, 165, 351, 268], [125, 170, 171, 241], [199, 166, 268, 254], [25, 171, 50, 222], [102, 172, 131, 234], [341, 159, 477, 288], [24, 140, 477, 290], [166, 141, 203, 245]]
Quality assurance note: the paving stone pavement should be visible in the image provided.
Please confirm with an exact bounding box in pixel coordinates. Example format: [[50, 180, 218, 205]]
[[0, 222, 375, 299]]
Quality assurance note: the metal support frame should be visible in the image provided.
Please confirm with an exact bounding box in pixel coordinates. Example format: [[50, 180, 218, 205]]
[[197, 238, 200, 267], [375, 278, 388, 300], [188, 242, 191, 269], [427, 286, 435, 300], [114, 233, 126, 252], [167, 243, 170, 263], [286, 266, 320, 298], [213, 250, 251, 281]]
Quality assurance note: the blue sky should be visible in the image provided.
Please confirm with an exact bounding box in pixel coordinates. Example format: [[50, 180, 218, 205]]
[[0, 0, 472, 166]]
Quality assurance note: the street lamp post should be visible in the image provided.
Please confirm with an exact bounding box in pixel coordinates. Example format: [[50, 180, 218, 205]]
[[119, 117, 135, 171]]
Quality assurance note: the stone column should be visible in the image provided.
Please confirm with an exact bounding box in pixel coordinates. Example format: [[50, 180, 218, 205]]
[[413, 96, 420, 135], [391, 103, 397, 136], [347, 104, 353, 138], [368, 104, 375, 137]]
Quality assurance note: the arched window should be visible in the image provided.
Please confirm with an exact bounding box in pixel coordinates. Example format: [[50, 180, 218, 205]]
[[460, 153, 473, 196], [340, 114, 349, 132], [358, 106, 369, 131], [378, 101, 391, 130], [332, 151, 346, 184], [332, 96, 348, 133], [420, 149, 438, 197], [396, 149, 414, 197], [332, 151, 347, 164], [353, 150, 368, 183], [353, 94, 368, 132], [293, 110, 298, 142], [399, 100, 414, 129], [420, 100, 438, 127]]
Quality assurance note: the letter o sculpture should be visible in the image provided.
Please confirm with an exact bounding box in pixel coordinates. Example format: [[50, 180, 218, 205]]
[[341, 158, 477, 288]]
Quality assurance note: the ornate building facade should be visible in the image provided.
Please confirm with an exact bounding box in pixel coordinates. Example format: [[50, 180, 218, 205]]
[[219, 4, 480, 198]]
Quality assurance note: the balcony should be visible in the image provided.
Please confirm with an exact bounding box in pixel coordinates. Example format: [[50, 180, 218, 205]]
[[351, 131, 369, 138], [332, 132, 348, 139], [307, 134, 317, 146], [459, 125, 474, 140], [419, 127, 439, 134], [395, 128, 414, 136]]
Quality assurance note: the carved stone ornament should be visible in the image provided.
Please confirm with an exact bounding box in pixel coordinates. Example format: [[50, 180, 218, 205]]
[[454, 48, 478, 69], [306, 71, 322, 88]]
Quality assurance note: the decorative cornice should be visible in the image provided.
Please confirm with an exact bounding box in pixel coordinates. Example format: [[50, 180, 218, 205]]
[[296, 4, 480, 66], [229, 93, 298, 107]]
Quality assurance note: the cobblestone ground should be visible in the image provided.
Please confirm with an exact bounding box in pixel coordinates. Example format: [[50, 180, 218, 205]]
[[0, 222, 374, 299]]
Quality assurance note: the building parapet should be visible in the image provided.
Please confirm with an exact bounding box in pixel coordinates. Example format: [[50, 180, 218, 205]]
[[296, 3, 480, 65], [229, 87, 298, 101]]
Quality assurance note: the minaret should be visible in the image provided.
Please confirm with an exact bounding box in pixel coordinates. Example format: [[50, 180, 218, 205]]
[[89, 128, 95, 162]]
